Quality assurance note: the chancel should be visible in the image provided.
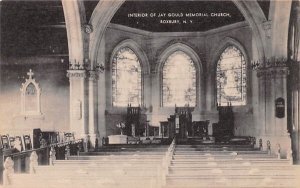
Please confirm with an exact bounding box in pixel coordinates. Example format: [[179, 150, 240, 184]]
[[0, 0, 300, 188]]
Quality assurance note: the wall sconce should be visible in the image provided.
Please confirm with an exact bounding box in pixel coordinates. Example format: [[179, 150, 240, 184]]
[[61, 58, 90, 70], [251, 57, 288, 70], [61, 58, 105, 73]]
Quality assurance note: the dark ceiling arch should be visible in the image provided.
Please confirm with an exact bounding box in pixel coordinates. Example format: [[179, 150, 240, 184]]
[[89, 0, 268, 64]]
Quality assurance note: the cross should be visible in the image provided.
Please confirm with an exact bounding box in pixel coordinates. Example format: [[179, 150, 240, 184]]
[[27, 69, 34, 79]]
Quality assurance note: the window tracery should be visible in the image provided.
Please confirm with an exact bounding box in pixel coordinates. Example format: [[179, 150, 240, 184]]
[[20, 69, 42, 116], [216, 45, 246, 106], [162, 51, 196, 107], [112, 47, 142, 107]]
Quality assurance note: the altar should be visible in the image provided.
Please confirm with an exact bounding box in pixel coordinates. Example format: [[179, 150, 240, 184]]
[[108, 135, 128, 144]]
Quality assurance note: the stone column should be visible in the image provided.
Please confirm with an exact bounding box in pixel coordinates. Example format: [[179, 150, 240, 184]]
[[150, 71, 161, 127], [265, 70, 274, 135], [96, 38, 107, 145], [205, 70, 214, 112], [255, 62, 291, 156], [88, 70, 100, 149], [143, 73, 152, 108], [152, 71, 160, 109], [144, 73, 152, 124], [97, 69, 106, 145], [255, 69, 265, 137], [67, 69, 88, 141], [274, 67, 289, 136]]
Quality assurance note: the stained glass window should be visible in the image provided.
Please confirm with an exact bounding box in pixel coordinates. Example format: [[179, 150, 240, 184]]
[[216, 45, 246, 106], [162, 51, 196, 107], [112, 47, 142, 107], [25, 83, 37, 112]]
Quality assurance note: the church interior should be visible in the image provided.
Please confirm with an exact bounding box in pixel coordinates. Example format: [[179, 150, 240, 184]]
[[0, 0, 300, 187]]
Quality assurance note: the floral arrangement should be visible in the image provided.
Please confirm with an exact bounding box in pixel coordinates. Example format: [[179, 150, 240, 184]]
[[116, 122, 126, 135]]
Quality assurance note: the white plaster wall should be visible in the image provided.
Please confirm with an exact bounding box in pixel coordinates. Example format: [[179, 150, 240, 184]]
[[0, 58, 70, 135]]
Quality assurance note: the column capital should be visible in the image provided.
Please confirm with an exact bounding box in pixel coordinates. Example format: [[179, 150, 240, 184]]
[[252, 58, 290, 78], [88, 70, 99, 81], [262, 21, 272, 38], [257, 66, 289, 78], [67, 70, 86, 78]]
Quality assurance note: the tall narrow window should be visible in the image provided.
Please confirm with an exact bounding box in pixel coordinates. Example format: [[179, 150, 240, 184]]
[[216, 45, 246, 106], [20, 69, 42, 116], [162, 51, 196, 107], [25, 83, 37, 112], [112, 47, 142, 107]]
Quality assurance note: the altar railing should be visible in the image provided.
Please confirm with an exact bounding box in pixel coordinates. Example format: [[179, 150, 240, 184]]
[[1, 139, 83, 185]]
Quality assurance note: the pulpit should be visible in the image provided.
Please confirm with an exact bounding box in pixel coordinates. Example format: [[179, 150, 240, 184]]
[[176, 107, 193, 139], [160, 107, 194, 139], [159, 115, 176, 138], [125, 105, 144, 136], [213, 104, 234, 141], [191, 120, 209, 138]]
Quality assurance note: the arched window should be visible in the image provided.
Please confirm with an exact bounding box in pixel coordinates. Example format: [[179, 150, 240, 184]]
[[20, 69, 42, 116], [162, 51, 196, 107], [112, 47, 142, 107], [216, 45, 246, 106], [25, 83, 37, 112]]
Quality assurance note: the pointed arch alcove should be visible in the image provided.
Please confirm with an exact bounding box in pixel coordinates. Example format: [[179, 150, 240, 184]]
[[20, 69, 42, 118]]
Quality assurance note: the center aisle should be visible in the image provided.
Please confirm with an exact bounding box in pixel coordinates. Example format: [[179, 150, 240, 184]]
[[164, 143, 299, 188]]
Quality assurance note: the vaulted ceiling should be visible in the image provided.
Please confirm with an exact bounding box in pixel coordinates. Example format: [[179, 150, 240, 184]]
[[111, 1, 246, 32], [0, 0, 270, 58]]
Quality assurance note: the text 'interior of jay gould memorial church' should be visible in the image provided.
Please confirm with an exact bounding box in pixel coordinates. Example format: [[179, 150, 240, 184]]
[[0, 0, 300, 187]]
